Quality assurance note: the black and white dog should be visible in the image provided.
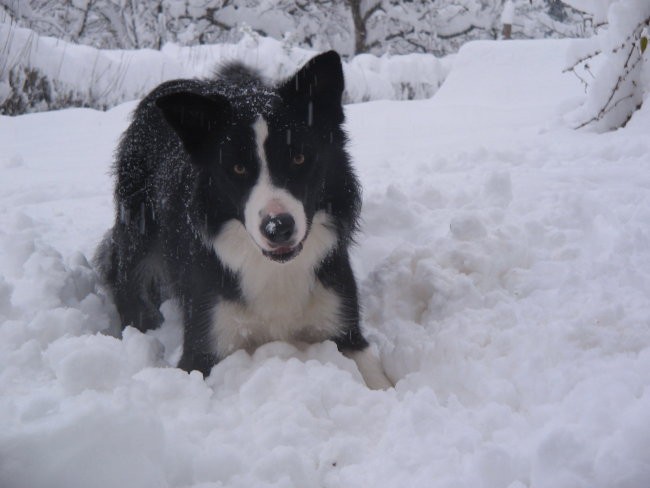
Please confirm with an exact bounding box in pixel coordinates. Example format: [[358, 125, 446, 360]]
[[96, 51, 391, 389]]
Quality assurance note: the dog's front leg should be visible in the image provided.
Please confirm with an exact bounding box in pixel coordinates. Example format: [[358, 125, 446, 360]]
[[177, 296, 219, 377], [344, 347, 393, 390], [177, 348, 217, 377]]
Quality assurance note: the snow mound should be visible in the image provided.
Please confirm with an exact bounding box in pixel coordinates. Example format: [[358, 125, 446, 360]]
[[437, 39, 580, 109], [2, 38, 650, 488], [428, 38, 586, 134]]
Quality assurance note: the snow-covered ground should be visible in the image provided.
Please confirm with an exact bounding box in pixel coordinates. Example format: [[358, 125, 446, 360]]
[[2, 39, 650, 488]]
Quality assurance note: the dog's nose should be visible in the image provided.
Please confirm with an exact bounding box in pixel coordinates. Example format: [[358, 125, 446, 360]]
[[260, 213, 295, 245]]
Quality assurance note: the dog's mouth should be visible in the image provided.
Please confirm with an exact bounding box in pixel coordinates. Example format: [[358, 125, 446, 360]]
[[262, 242, 304, 263]]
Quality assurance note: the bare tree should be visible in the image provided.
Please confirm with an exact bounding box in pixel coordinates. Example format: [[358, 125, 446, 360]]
[[346, 0, 382, 53], [0, 0, 66, 36]]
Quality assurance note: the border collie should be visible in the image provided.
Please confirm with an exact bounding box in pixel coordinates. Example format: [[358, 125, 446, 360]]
[[95, 51, 391, 389]]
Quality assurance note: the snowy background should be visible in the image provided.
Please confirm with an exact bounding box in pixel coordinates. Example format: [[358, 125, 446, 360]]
[[1, 0, 592, 114], [2, 1, 650, 488]]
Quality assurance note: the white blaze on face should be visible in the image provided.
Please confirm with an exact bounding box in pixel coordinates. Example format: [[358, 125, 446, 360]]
[[244, 116, 307, 252]]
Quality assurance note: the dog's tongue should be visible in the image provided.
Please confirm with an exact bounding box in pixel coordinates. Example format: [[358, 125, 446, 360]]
[[272, 246, 293, 255], [263, 242, 304, 263]]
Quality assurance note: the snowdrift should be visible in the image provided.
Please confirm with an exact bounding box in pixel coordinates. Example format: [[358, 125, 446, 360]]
[[0, 22, 450, 115], [2, 39, 650, 488]]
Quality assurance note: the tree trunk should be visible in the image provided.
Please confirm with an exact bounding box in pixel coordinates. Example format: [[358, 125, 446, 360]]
[[348, 0, 367, 54]]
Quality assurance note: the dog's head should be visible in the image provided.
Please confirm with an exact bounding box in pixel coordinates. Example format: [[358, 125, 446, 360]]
[[155, 51, 347, 264]]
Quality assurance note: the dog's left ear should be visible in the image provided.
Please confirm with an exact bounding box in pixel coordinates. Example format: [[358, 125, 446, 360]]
[[279, 50, 345, 127]]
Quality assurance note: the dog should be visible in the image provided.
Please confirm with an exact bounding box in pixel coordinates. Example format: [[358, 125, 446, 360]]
[[95, 51, 391, 389]]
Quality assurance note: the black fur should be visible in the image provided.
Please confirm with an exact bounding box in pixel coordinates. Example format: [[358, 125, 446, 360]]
[[215, 61, 264, 84], [96, 51, 368, 376]]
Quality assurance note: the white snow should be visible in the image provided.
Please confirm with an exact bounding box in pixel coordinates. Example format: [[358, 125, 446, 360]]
[[564, 1, 650, 131], [501, 1, 515, 25], [0, 22, 451, 111], [2, 38, 650, 488], [562, 0, 613, 25]]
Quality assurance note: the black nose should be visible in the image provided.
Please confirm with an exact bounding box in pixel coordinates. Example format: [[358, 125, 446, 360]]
[[260, 213, 295, 245]]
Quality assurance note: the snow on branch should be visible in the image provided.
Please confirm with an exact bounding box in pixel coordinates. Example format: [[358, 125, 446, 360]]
[[566, 1, 650, 131]]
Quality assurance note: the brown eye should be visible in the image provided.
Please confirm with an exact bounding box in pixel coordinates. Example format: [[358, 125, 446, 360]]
[[233, 164, 247, 175], [292, 153, 305, 166]]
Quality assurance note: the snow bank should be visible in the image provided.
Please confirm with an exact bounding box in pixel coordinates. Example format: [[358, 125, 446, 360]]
[[0, 23, 450, 114], [2, 38, 650, 488]]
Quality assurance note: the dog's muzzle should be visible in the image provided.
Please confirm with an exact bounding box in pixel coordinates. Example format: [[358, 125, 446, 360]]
[[259, 213, 303, 262]]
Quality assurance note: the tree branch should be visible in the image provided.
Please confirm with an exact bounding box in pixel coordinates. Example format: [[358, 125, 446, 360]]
[[437, 24, 480, 40], [362, 2, 383, 23], [563, 49, 601, 73]]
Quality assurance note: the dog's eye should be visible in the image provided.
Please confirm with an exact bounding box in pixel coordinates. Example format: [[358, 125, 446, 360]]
[[232, 164, 247, 176], [292, 154, 305, 166]]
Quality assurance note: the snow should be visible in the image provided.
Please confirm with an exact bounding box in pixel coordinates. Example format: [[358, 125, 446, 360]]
[[564, 1, 650, 131], [2, 38, 650, 488], [562, 0, 613, 25], [0, 22, 451, 113], [501, 1, 515, 24]]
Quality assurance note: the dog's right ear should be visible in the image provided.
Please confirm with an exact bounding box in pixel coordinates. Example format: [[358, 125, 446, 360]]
[[155, 92, 231, 159]]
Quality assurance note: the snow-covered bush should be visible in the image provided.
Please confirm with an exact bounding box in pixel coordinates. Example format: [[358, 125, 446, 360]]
[[0, 22, 451, 115], [564, 0, 650, 131]]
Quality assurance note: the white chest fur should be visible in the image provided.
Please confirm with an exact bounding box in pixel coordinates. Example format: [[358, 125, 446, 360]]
[[211, 211, 342, 359]]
